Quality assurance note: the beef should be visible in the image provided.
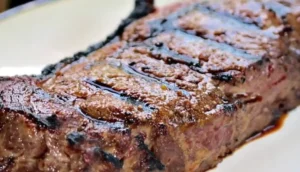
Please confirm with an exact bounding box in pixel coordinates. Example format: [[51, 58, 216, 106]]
[[0, 0, 300, 171]]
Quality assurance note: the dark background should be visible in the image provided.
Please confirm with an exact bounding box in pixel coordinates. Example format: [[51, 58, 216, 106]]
[[10, 0, 33, 8], [0, 0, 33, 12]]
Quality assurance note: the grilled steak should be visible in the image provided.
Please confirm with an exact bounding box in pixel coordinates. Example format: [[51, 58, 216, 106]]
[[1, 0, 300, 171]]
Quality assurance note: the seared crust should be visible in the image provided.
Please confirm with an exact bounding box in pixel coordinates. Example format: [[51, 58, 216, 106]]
[[1, 0, 300, 171]]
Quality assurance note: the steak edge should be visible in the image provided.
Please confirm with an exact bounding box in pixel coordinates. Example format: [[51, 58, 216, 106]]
[[1, 0, 300, 171]]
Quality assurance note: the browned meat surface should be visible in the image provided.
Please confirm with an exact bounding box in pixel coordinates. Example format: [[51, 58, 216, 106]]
[[1, 0, 300, 171]]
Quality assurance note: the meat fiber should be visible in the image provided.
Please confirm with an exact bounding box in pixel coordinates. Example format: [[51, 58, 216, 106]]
[[0, 0, 300, 171]]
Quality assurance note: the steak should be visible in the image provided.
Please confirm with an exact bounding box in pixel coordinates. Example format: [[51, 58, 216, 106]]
[[1, 0, 300, 171]]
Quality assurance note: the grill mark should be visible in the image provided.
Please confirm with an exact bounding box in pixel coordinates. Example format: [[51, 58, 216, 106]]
[[93, 147, 124, 169], [203, 2, 269, 28], [0, 80, 71, 129], [132, 46, 220, 81], [0, 91, 60, 129], [128, 39, 261, 85], [132, 44, 236, 82], [104, 44, 192, 97], [131, 41, 255, 78], [212, 73, 234, 82], [206, 5, 263, 28], [131, 43, 204, 72], [116, 61, 191, 97], [139, 3, 263, 72], [146, 3, 270, 39], [0, 106, 60, 130], [41, 0, 154, 77], [131, 2, 267, 85], [84, 79, 155, 113], [126, 3, 261, 77], [135, 135, 165, 171], [222, 103, 238, 114], [138, 43, 201, 66], [66, 132, 85, 146], [176, 30, 261, 61], [178, 6, 280, 55], [264, 1, 291, 19], [146, 3, 198, 39], [77, 107, 126, 130], [205, 102, 239, 116], [191, 4, 269, 35], [206, 1, 293, 30]]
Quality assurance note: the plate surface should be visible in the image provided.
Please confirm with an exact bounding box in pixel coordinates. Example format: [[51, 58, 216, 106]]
[[0, 0, 299, 171]]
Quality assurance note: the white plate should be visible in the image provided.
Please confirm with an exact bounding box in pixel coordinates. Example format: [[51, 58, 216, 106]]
[[0, 1, 299, 171]]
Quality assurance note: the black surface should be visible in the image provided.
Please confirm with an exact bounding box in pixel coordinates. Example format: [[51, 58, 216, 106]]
[[9, 0, 33, 8]]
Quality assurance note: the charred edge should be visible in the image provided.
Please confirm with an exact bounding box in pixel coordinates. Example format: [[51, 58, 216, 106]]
[[28, 113, 60, 129], [93, 147, 124, 169], [135, 135, 165, 171], [84, 79, 156, 112], [0, 157, 14, 171], [41, 0, 155, 77], [42, 114, 60, 129], [222, 104, 238, 114], [110, 0, 155, 40], [77, 107, 125, 130], [146, 3, 197, 39], [0, 77, 11, 82], [247, 110, 287, 143], [272, 109, 284, 121], [120, 62, 190, 97], [212, 73, 233, 82], [67, 132, 85, 146], [272, 100, 292, 120]]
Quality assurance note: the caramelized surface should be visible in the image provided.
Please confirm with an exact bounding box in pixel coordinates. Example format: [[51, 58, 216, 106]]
[[0, 0, 300, 171]]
